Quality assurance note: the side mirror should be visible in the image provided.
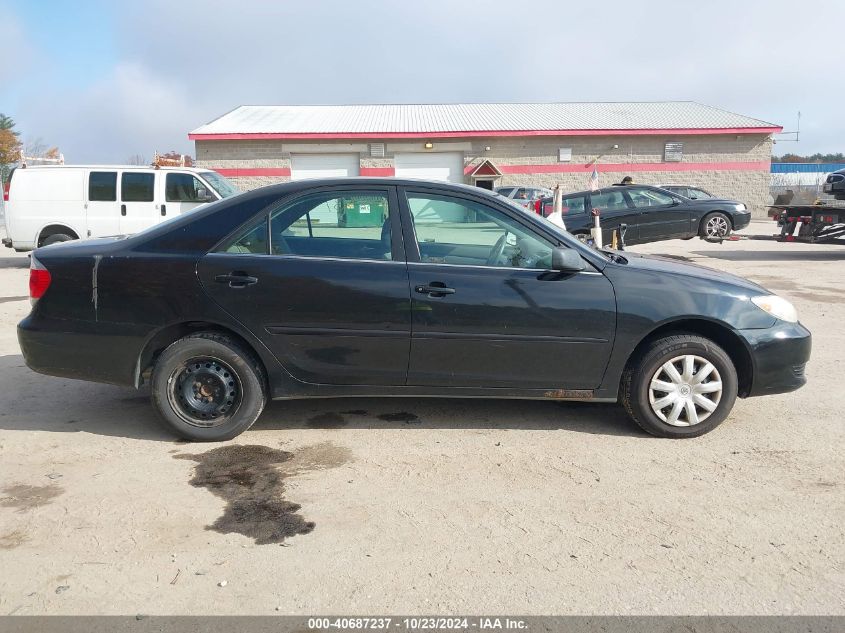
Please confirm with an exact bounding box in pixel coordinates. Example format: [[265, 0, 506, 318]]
[[196, 186, 215, 202], [551, 247, 586, 272]]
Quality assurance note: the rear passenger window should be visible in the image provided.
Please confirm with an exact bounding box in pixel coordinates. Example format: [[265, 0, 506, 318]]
[[561, 195, 587, 215], [121, 173, 155, 202], [89, 172, 117, 201], [270, 191, 392, 260], [590, 190, 629, 211], [220, 217, 268, 255]]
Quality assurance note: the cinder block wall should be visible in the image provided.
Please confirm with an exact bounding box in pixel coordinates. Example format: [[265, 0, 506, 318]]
[[195, 133, 774, 217]]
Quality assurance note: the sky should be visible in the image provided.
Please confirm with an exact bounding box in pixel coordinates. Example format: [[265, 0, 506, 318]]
[[1, 0, 842, 163]]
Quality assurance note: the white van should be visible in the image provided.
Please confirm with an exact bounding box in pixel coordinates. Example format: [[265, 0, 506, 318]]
[[2, 165, 239, 251]]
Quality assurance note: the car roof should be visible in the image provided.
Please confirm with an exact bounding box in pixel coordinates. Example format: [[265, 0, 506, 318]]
[[227, 177, 509, 199]]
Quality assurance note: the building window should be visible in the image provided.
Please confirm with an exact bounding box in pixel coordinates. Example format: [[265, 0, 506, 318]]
[[558, 147, 572, 162]]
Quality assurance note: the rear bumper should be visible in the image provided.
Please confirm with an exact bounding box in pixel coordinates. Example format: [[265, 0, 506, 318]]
[[741, 321, 811, 397], [18, 314, 142, 387]]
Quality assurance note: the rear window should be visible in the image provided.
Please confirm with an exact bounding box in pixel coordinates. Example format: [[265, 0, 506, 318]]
[[121, 172, 155, 202], [496, 187, 515, 197], [89, 172, 117, 201]]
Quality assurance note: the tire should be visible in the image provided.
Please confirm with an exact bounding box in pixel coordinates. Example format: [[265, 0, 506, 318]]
[[699, 212, 732, 239], [41, 233, 74, 247], [151, 332, 267, 441], [621, 334, 738, 438]]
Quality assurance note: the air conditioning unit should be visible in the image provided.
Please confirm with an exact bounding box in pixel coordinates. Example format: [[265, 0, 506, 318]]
[[369, 143, 385, 158]]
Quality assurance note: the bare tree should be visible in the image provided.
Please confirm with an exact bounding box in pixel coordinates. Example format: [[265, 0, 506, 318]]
[[23, 137, 47, 158]]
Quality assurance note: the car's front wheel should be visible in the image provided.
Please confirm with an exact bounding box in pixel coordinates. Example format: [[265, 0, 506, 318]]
[[151, 332, 267, 441], [700, 212, 732, 239], [621, 334, 738, 438]]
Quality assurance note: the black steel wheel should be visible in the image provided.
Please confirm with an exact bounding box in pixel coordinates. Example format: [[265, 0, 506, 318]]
[[167, 357, 242, 427], [151, 333, 267, 441]]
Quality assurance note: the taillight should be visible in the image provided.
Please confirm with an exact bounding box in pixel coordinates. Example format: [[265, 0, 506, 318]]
[[2, 181, 9, 202], [534, 199, 542, 214], [29, 255, 51, 305]]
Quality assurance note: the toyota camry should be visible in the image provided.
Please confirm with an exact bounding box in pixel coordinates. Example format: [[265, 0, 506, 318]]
[[18, 178, 810, 441]]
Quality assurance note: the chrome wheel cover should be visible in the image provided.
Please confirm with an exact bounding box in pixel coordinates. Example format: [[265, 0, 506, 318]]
[[705, 215, 729, 238], [648, 354, 723, 426]]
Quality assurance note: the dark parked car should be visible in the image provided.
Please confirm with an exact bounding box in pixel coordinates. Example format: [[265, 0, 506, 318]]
[[823, 168, 845, 199], [19, 179, 809, 441], [494, 185, 553, 212], [538, 185, 751, 244], [659, 185, 716, 200]]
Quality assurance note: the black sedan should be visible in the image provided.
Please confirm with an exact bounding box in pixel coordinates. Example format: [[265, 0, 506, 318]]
[[536, 185, 751, 244], [19, 179, 809, 441]]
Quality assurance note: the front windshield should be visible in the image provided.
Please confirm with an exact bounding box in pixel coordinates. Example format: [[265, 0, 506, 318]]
[[200, 171, 239, 198]]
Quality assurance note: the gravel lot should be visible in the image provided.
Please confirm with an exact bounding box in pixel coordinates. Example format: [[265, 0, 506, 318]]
[[1, 223, 843, 615]]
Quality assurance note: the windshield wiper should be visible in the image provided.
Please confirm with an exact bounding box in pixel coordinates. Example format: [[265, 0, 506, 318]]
[[600, 250, 628, 264]]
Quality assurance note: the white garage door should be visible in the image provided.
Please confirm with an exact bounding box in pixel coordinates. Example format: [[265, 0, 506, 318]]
[[290, 154, 360, 180], [394, 152, 464, 183]]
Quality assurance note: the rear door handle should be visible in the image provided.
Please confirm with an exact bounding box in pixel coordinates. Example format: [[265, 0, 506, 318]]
[[214, 272, 258, 288], [161, 204, 167, 216], [415, 282, 455, 297], [121, 204, 126, 216]]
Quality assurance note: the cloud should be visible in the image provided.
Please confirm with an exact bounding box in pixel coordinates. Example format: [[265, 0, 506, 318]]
[[4, 0, 845, 158], [17, 62, 207, 162]]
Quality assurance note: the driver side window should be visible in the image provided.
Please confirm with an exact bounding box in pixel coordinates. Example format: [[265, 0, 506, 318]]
[[405, 192, 554, 269]]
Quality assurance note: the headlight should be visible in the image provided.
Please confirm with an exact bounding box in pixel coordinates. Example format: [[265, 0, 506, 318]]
[[736, 203, 747, 212], [751, 295, 798, 323]]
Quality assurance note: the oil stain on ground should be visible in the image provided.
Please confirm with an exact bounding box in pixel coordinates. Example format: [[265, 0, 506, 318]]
[[307, 412, 348, 429], [1, 484, 64, 512], [0, 529, 29, 549], [377, 411, 420, 423], [175, 442, 352, 545]]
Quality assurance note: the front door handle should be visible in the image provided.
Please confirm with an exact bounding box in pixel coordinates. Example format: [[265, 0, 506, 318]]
[[415, 282, 456, 297], [214, 272, 259, 288]]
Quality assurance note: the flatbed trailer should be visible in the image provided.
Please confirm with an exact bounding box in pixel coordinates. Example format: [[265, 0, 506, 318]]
[[770, 203, 845, 244]]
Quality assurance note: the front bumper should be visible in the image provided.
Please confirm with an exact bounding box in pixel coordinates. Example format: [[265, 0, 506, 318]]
[[733, 211, 752, 231], [741, 321, 811, 397]]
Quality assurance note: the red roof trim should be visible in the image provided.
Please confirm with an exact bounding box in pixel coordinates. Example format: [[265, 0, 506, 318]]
[[500, 160, 770, 174], [214, 167, 291, 177], [190, 126, 782, 141]]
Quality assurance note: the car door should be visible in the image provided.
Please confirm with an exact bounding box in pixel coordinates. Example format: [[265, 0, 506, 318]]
[[625, 187, 691, 241], [85, 170, 121, 238], [119, 171, 159, 235], [162, 172, 215, 218], [400, 187, 616, 390], [588, 189, 641, 244], [197, 185, 411, 386]]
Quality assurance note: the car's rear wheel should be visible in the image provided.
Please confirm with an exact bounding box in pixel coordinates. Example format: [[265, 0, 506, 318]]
[[151, 332, 267, 441], [621, 334, 738, 438], [700, 212, 732, 239], [41, 233, 74, 246]]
